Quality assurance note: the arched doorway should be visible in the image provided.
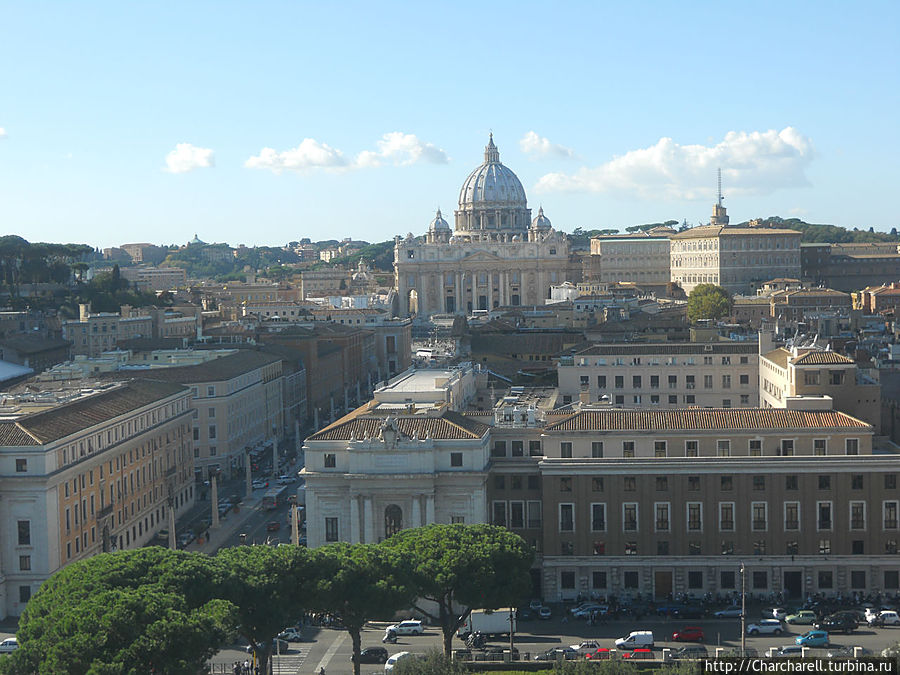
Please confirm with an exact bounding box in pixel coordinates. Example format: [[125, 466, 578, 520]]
[[385, 504, 403, 538]]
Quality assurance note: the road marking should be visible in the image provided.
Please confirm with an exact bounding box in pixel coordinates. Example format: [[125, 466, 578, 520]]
[[313, 631, 346, 673]]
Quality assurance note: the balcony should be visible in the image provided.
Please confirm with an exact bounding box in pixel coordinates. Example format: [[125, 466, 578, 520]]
[[624, 520, 637, 531], [752, 520, 767, 530], [98, 504, 114, 519], [720, 520, 734, 530], [785, 520, 799, 530], [885, 520, 898, 529], [688, 521, 702, 531], [655, 520, 669, 531], [818, 520, 832, 530], [685, 383, 696, 390]]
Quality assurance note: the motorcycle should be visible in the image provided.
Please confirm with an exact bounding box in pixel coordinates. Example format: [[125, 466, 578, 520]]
[[382, 631, 398, 644]]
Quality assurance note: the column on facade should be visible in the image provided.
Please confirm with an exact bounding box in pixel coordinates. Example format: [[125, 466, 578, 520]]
[[487, 274, 493, 309], [350, 495, 360, 544], [417, 272, 426, 316], [363, 497, 374, 543], [411, 495, 421, 528], [425, 494, 435, 524], [500, 270, 507, 306], [455, 272, 462, 314]]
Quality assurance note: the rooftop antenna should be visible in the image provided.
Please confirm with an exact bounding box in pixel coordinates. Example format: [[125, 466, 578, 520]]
[[717, 168, 724, 207]]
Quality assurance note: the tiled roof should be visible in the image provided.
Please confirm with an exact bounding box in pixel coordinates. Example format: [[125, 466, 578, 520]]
[[671, 225, 801, 239], [307, 410, 490, 442], [762, 348, 790, 369], [544, 408, 870, 432], [792, 351, 855, 366], [110, 350, 281, 384], [577, 342, 755, 356], [6, 379, 188, 445], [0, 335, 70, 355], [0, 424, 41, 446]]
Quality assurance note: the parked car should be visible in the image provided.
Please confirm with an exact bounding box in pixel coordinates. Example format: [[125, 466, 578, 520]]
[[868, 610, 900, 627], [571, 604, 606, 619], [814, 613, 858, 634], [671, 626, 704, 642], [615, 631, 654, 649], [0, 638, 18, 654], [622, 648, 654, 660], [569, 640, 601, 654], [252, 479, 268, 489], [762, 607, 789, 621], [278, 627, 303, 642], [534, 647, 577, 661], [796, 630, 829, 647], [746, 619, 784, 636], [384, 651, 415, 672], [529, 599, 543, 612], [354, 647, 388, 664], [671, 645, 709, 660], [786, 610, 817, 625], [538, 606, 552, 620], [714, 607, 744, 618], [585, 648, 612, 660], [387, 620, 424, 636], [766, 645, 804, 658]]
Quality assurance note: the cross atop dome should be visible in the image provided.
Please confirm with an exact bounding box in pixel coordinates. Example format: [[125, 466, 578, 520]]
[[484, 133, 500, 163]]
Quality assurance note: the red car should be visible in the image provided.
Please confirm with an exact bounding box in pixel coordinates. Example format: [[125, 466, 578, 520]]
[[672, 626, 704, 642], [585, 648, 611, 660], [622, 648, 653, 660], [266, 521, 281, 531]]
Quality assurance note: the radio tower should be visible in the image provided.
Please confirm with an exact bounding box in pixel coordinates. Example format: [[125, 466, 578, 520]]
[[710, 168, 729, 226]]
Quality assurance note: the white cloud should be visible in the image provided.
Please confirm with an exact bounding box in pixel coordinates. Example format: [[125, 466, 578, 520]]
[[0, 127, 7, 140], [245, 138, 347, 174], [535, 127, 814, 199], [164, 143, 214, 174], [246, 132, 448, 173], [369, 131, 449, 166], [519, 131, 575, 159]]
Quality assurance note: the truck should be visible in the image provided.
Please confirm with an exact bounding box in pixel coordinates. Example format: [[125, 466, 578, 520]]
[[456, 608, 516, 639]]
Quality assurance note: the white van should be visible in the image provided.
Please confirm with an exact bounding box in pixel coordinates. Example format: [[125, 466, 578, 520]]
[[615, 631, 654, 650], [384, 651, 414, 672]]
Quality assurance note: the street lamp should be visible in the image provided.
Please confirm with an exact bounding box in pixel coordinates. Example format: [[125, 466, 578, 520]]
[[740, 562, 746, 655]]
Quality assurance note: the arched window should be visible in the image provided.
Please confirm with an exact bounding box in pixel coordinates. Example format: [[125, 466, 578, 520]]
[[385, 504, 403, 538]]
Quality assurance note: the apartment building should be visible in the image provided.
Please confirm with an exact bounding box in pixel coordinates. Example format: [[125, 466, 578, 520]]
[[759, 343, 881, 431], [586, 233, 672, 286], [0, 378, 194, 618], [62, 304, 153, 357], [119, 266, 187, 292], [557, 342, 759, 409]]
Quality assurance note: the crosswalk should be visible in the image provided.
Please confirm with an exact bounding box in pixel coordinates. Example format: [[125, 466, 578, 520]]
[[271, 649, 309, 674]]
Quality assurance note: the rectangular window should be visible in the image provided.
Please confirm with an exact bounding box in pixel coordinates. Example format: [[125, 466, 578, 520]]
[[688, 476, 700, 491], [633, 375, 642, 389], [814, 439, 827, 455], [818, 570, 833, 588], [669, 375, 677, 388], [591, 442, 603, 458], [656, 476, 668, 491], [492, 501, 507, 527], [687, 502, 703, 531], [784, 502, 800, 531], [17, 521, 30, 546], [614, 375, 624, 389], [15, 458, 27, 473], [19, 586, 31, 604], [527, 501, 542, 528], [703, 374, 713, 389], [623, 503, 638, 532], [591, 503, 606, 531], [720, 475, 733, 491], [752, 571, 768, 590], [722, 374, 731, 389], [752, 502, 767, 531], [819, 475, 831, 490], [19, 555, 31, 571], [591, 477, 604, 492], [886, 474, 897, 490], [528, 440, 542, 456], [884, 501, 899, 530], [559, 503, 574, 532], [450, 452, 462, 467], [657, 540, 669, 555], [753, 475, 765, 490], [846, 438, 859, 455], [527, 474, 539, 490], [592, 571, 607, 589], [740, 374, 749, 385], [719, 502, 735, 531], [623, 476, 636, 491], [717, 440, 730, 456], [650, 375, 660, 389], [817, 501, 833, 530], [511, 441, 524, 457], [494, 475, 505, 490], [324, 454, 336, 468], [721, 540, 735, 555], [655, 502, 670, 532], [560, 477, 572, 492], [720, 571, 736, 589], [850, 501, 866, 530], [597, 375, 606, 389], [324, 517, 339, 542], [785, 475, 798, 490], [492, 441, 507, 457], [781, 439, 794, 456], [685, 440, 698, 457], [654, 441, 667, 457], [688, 571, 703, 589], [622, 441, 635, 458], [749, 439, 762, 456], [851, 474, 864, 490], [560, 442, 572, 458]]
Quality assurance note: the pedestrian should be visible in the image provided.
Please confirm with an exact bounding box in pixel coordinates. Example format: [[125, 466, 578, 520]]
[[318, 667, 326, 675]]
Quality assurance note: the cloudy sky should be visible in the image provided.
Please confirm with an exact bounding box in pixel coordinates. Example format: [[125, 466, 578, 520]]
[[1, 1, 898, 248]]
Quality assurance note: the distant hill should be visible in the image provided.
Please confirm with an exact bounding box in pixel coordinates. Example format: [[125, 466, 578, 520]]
[[737, 217, 900, 243]]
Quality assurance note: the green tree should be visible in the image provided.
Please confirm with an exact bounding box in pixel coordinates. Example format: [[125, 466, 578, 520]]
[[383, 524, 533, 656], [392, 649, 468, 675], [311, 543, 414, 675], [3, 548, 230, 675], [686, 284, 732, 323], [214, 545, 314, 675]]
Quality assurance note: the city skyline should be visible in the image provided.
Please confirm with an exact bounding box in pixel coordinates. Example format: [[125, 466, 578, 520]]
[[1, 1, 898, 249]]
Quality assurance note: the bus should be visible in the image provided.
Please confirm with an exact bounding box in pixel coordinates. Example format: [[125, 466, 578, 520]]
[[262, 487, 281, 510]]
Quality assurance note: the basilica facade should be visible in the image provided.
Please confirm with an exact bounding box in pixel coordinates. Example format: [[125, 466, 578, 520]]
[[394, 136, 573, 318]]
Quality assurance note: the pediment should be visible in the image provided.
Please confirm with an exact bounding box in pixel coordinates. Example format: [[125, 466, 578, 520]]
[[460, 249, 504, 263]]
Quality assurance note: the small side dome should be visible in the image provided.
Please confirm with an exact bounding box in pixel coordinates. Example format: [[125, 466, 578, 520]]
[[531, 206, 552, 230], [429, 208, 450, 231]]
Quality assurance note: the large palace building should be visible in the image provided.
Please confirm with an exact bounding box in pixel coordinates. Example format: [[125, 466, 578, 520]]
[[394, 136, 573, 318]]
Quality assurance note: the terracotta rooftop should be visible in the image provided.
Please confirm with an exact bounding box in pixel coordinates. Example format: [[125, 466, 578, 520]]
[[791, 351, 855, 366], [576, 342, 755, 356], [111, 350, 281, 384], [671, 225, 801, 239], [307, 409, 490, 442], [544, 408, 870, 432], [0, 379, 188, 446]]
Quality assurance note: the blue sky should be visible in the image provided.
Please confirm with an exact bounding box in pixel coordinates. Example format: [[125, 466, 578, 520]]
[[1, 1, 898, 249]]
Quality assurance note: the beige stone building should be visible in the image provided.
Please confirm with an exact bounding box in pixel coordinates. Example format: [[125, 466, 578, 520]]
[[586, 232, 672, 286], [557, 341, 759, 408], [62, 304, 153, 357], [394, 136, 573, 318], [0, 378, 194, 617], [119, 266, 187, 292], [670, 210, 801, 295], [759, 343, 881, 431]]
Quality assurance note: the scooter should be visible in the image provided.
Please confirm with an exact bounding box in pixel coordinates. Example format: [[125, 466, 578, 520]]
[[382, 632, 398, 644]]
